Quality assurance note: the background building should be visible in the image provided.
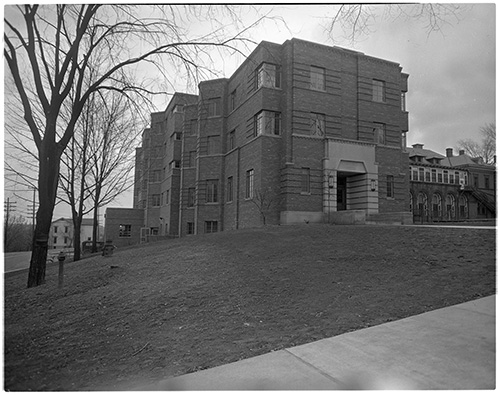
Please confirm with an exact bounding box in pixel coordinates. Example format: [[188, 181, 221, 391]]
[[408, 144, 496, 222], [48, 218, 103, 250]]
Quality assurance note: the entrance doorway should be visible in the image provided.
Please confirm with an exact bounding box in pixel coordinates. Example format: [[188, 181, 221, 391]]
[[337, 176, 347, 211]]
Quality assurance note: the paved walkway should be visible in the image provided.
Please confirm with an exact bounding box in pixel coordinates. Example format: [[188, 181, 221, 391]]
[[144, 295, 495, 390]]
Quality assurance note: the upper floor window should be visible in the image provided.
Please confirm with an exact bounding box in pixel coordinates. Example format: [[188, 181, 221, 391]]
[[54, 226, 58, 233], [372, 79, 386, 102], [257, 63, 281, 89], [255, 111, 281, 136], [151, 194, 161, 207], [310, 66, 326, 91], [187, 188, 195, 207], [227, 176, 233, 202], [431, 169, 437, 183], [401, 92, 406, 111], [485, 175, 490, 189], [310, 113, 325, 136], [230, 89, 237, 111], [207, 98, 221, 117], [173, 104, 184, 113], [228, 130, 235, 151], [373, 122, 386, 145]]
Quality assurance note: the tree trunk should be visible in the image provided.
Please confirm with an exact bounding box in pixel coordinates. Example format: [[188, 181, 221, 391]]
[[73, 219, 82, 262], [27, 141, 61, 288], [91, 186, 102, 253]]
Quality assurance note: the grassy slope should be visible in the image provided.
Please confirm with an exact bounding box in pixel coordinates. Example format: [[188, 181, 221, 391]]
[[4, 224, 496, 390]]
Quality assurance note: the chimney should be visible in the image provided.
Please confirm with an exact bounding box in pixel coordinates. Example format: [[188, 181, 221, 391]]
[[446, 148, 454, 157], [459, 149, 465, 155], [412, 143, 424, 149]]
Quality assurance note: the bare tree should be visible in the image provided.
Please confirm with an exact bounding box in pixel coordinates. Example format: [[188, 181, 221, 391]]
[[323, 4, 471, 44], [250, 188, 278, 226], [457, 123, 496, 165], [4, 5, 267, 287]]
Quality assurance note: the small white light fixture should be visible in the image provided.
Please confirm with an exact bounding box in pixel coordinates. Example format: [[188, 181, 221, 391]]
[[328, 175, 334, 189], [370, 179, 377, 192]]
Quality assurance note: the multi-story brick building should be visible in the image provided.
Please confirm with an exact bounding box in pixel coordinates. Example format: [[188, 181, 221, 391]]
[[107, 38, 412, 241], [408, 144, 496, 222]]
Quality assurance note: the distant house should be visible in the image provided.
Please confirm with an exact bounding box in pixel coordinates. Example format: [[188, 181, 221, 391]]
[[407, 144, 496, 222], [48, 217, 104, 250]]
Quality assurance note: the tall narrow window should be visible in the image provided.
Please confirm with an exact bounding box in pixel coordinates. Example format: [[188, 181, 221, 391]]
[[255, 111, 281, 136], [187, 188, 195, 207], [301, 168, 311, 193], [245, 169, 254, 199], [310, 66, 326, 91], [228, 130, 235, 151], [206, 180, 218, 203], [256, 63, 281, 89], [227, 176, 233, 202], [207, 98, 221, 117], [310, 113, 325, 136], [444, 170, 449, 184], [485, 175, 490, 189], [386, 175, 394, 198], [431, 169, 437, 182], [419, 168, 425, 182], [401, 92, 406, 111], [372, 79, 386, 102], [230, 89, 237, 111], [373, 122, 386, 145], [187, 222, 195, 235]]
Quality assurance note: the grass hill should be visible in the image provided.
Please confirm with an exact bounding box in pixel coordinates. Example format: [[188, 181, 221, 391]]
[[4, 224, 496, 390]]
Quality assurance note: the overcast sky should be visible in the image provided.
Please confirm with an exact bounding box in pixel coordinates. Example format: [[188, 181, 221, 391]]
[[5, 3, 496, 219]]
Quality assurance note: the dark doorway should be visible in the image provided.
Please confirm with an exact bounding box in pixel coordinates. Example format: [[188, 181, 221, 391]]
[[337, 176, 347, 211]]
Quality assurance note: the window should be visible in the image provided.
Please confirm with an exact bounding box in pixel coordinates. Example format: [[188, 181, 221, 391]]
[[152, 194, 161, 207], [119, 224, 132, 238], [54, 226, 58, 233], [401, 132, 407, 149], [401, 92, 406, 111], [165, 190, 170, 205], [431, 169, 437, 183], [432, 193, 442, 218], [228, 130, 235, 151], [386, 175, 394, 198], [310, 66, 326, 91], [151, 227, 159, 236], [230, 89, 237, 111], [205, 221, 218, 233], [449, 173, 454, 184], [187, 151, 196, 167], [227, 176, 233, 202], [446, 194, 456, 220], [187, 188, 195, 207], [459, 195, 468, 218], [372, 79, 386, 102], [53, 237, 57, 244], [152, 170, 161, 182], [412, 167, 418, 181], [454, 171, 460, 185], [417, 192, 428, 215], [485, 175, 490, 189], [246, 169, 254, 199], [425, 170, 430, 182], [206, 180, 218, 203], [64, 226, 68, 233], [473, 175, 478, 188], [256, 63, 281, 89], [373, 123, 386, 144], [174, 132, 182, 141], [301, 168, 311, 193], [310, 113, 325, 136], [419, 168, 425, 182], [187, 222, 195, 235], [207, 98, 221, 117], [173, 104, 184, 113], [207, 136, 220, 155], [438, 172, 443, 183], [443, 170, 449, 184], [255, 111, 281, 136]]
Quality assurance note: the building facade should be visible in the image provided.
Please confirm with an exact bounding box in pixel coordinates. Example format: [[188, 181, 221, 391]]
[[126, 38, 412, 238], [408, 144, 496, 221], [48, 218, 103, 250]]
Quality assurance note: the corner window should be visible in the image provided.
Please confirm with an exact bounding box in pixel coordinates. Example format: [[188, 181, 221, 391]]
[[119, 224, 132, 238], [372, 79, 386, 102], [310, 66, 326, 91], [310, 113, 325, 136], [254, 111, 281, 136], [256, 63, 281, 89]]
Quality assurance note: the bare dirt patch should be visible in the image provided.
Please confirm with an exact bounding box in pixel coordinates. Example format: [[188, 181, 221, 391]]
[[4, 224, 496, 390]]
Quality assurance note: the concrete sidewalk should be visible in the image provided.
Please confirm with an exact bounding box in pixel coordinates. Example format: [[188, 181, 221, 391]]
[[146, 295, 496, 390]]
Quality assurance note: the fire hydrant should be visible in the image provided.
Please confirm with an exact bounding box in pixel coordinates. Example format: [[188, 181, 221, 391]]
[[58, 251, 66, 288]]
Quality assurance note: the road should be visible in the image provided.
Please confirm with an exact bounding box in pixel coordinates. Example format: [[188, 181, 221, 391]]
[[4, 250, 73, 273]]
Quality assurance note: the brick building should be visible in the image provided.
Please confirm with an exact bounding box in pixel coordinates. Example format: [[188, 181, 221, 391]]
[[408, 144, 496, 222], [112, 38, 412, 240]]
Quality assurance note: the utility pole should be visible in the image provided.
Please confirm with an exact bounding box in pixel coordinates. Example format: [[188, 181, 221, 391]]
[[4, 197, 17, 249]]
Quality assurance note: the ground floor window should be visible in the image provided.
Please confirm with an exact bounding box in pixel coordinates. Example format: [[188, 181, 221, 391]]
[[446, 194, 456, 219], [386, 175, 394, 198], [205, 221, 218, 233], [119, 224, 132, 238], [432, 193, 442, 218], [187, 222, 195, 235]]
